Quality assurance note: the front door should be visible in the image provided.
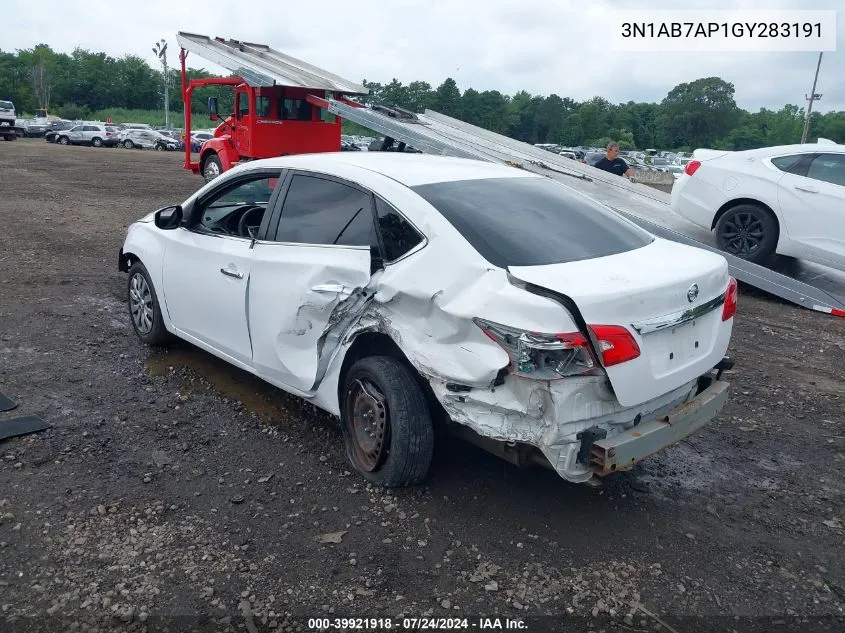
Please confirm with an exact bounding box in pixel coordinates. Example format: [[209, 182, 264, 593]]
[[233, 90, 252, 157], [249, 172, 378, 392], [161, 171, 282, 365]]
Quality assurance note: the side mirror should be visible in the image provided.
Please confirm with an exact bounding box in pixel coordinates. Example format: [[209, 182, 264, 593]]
[[154, 205, 183, 230], [208, 97, 219, 121]]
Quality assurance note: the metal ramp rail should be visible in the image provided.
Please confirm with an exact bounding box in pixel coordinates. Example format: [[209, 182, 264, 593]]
[[323, 97, 845, 318]]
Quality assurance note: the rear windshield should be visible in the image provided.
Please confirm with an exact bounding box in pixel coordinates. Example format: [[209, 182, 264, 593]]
[[0, 101, 13, 109], [412, 176, 653, 267]]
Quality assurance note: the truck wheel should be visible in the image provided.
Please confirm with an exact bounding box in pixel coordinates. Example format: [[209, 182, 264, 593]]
[[202, 154, 222, 182], [127, 261, 173, 346], [341, 356, 434, 487]]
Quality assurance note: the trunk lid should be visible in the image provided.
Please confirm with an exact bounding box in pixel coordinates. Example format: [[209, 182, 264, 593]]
[[509, 238, 733, 407]]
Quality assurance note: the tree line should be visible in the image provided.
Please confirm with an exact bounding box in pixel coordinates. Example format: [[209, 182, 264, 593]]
[[2, 44, 844, 150]]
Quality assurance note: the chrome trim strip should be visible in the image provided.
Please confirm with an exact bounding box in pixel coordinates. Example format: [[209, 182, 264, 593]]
[[631, 293, 725, 335]]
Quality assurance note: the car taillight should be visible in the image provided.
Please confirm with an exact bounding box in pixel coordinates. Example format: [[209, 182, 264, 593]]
[[722, 277, 738, 321], [685, 160, 701, 176], [473, 319, 641, 380], [589, 325, 641, 367]]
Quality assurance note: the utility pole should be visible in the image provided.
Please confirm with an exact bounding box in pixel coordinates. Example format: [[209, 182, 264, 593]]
[[152, 39, 170, 129], [800, 52, 823, 144]]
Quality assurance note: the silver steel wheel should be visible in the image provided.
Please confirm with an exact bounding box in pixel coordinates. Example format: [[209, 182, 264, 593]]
[[203, 159, 220, 180], [129, 272, 154, 334]]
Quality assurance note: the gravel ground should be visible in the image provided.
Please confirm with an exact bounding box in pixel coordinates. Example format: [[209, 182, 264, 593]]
[[1, 139, 844, 632]]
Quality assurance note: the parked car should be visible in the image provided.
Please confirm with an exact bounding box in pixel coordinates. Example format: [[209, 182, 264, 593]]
[[671, 142, 845, 270], [55, 124, 119, 147], [189, 131, 214, 153], [44, 120, 76, 142], [0, 100, 15, 127], [121, 129, 180, 150], [119, 153, 735, 487]]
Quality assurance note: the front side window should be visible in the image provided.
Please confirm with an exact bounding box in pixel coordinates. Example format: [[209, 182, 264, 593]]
[[194, 174, 280, 235], [275, 175, 376, 247], [412, 176, 653, 268], [806, 153, 845, 187]]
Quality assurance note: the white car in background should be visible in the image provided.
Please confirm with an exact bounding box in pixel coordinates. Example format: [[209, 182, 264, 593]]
[[119, 153, 735, 487], [671, 142, 845, 271]]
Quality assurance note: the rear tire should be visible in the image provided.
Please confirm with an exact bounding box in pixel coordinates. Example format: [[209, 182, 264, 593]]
[[714, 203, 779, 264], [92, 137, 103, 147], [341, 356, 434, 487], [123, 140, 134, 149], [127, 261, 173, 346]]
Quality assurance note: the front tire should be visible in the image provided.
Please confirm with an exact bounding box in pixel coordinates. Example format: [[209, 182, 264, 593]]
[[127, 261, 172, 346], [341, 356, 434, 487], [202, 153, 222, 182], [714, 204, 779, 264], [123, 140, 134, 149], [58, 136, 69, 145]]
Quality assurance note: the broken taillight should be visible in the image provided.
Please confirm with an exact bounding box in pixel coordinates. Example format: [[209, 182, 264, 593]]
[[722, 277, 738, 321], [684, 160, 701, 176], [589, 325, 641, 367], [474, 319, 641, 380]]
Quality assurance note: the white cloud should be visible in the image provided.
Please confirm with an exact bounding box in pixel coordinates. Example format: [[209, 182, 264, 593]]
[[3, 0, 842, 112]]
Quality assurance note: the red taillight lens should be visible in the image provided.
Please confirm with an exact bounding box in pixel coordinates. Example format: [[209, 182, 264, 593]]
[[684, 160, 701, 176], [589, 325, 641, 367], [722, 277, 738, 321]]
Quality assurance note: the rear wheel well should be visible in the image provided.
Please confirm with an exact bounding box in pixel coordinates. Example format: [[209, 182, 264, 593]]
[[338, 332, 447, 424], [712, 198, 780, 235]]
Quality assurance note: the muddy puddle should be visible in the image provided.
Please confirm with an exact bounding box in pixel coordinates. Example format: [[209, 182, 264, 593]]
[[144, 345, 328, 427]]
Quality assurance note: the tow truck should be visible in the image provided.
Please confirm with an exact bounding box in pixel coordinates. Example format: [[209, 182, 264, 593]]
[[178, 32, 369, 181], [175, 31, 845, 319]]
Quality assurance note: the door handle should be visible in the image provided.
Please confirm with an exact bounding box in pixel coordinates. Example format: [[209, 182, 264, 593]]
[[794, 184, 819, 193], [311, 283, 352, 297], [220, 267, 244, 279]]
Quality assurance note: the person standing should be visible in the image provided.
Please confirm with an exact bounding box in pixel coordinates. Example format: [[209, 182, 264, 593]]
[[593, 141, 635, 177]]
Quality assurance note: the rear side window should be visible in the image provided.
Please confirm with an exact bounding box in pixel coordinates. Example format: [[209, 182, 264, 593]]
[[375, 198, 424, 261], [275, 175, 376, 247], [771, 154, 810, 173], [412, 176, 653, 267], [806, 153, 845, 187]]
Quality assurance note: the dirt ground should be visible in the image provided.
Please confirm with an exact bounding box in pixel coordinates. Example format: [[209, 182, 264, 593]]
[[1, 138, 844, 633]]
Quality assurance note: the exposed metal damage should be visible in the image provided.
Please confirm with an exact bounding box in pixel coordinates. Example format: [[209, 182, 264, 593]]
[[309, 260, 725, 483]]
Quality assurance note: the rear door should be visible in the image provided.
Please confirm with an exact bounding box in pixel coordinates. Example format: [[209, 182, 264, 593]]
[[776, 152, 845, 268], [248, 171, 377, 392]]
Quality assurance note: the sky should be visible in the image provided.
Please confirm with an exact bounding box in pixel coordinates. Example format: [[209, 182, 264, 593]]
[[5, 0, 843, 113]]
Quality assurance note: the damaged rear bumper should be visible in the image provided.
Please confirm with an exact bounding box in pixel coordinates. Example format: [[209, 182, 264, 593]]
[[589, 378, 729, 476]]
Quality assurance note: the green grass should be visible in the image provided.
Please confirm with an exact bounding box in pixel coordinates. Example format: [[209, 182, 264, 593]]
[[89, 108, 183, 128]]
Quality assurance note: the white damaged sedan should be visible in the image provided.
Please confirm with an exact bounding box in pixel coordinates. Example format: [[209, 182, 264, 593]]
[[120, 153, 737, 486]]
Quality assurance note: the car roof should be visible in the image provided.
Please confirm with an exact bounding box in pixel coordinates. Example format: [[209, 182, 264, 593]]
[[736, 143, 845, 158], [245, 152, 539, 187]]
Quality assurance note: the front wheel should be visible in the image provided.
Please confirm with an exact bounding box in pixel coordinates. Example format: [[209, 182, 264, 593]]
[[58, 136, 69, 145], [202, 154, 222, 182], [127, 261, 173, 346], [123, 140, 134, 149], [715, 204, 779, 264], [341, 356, 434, 487]]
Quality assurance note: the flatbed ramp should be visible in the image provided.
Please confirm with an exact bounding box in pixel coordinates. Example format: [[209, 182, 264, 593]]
[[324, 98, 845, 317]]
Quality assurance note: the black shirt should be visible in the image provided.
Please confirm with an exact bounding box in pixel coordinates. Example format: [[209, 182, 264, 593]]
[[593, 156, 630, 176]]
